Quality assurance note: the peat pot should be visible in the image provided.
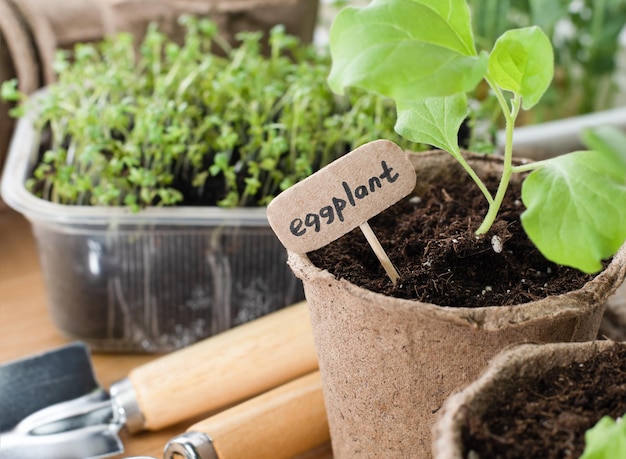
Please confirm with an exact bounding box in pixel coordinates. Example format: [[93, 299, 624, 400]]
[[1, 94, 304, 353], [288, 150, 626, 458], [433, 340, 626, 458]]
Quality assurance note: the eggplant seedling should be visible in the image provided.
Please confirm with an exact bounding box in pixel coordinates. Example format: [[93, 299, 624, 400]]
[[327, 0, 626, 274]]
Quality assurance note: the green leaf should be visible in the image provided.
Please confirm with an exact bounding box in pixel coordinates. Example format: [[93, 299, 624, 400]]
[[580, 416, 626, 459], [487, 26, 554, 110], [521, 145, 626, 273], [1, 79, 20, 102], [328, 0, 488, 101], [395, 93, 468, 157]]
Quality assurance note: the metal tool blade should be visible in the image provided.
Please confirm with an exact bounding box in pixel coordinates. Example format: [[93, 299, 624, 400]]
[[0, 342, 124, 458]]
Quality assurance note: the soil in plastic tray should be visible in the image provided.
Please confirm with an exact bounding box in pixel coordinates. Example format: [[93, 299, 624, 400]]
[[463, 343, 626, 459], [308, 164, 596, 308]]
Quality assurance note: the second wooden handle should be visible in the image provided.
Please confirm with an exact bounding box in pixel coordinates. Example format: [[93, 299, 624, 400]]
[[187, 371, 329, 459], [128, 301, 318, 430]]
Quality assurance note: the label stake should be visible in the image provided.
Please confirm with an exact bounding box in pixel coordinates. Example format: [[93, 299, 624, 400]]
[[359, 222, 400, 286]]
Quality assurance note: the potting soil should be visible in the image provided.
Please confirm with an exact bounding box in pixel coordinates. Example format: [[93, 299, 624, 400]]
[[308, 166, 596, 307]]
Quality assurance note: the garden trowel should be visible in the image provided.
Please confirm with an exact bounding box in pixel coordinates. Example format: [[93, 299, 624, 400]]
[[0, 301, 317, 459]]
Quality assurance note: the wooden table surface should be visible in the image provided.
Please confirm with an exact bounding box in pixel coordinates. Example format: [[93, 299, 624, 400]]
[[0, 206, 332, 459]]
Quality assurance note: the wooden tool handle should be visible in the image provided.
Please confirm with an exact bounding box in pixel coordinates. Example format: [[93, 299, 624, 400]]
[[188, 371, 328, 459], [128, 301, 318, 430]]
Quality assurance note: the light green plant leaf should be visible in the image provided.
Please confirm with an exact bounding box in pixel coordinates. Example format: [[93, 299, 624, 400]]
[[1, 79, 20, 101], [487, 26, 553, 110], [328, 0, 488, 101], [395, 93, 468, 157], [580, 416, 626, 459], [520, 137, 626, 273]]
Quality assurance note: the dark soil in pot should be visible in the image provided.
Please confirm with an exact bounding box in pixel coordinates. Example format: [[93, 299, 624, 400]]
[[308, 152, 597, 307], [463, 342, 626, 459]]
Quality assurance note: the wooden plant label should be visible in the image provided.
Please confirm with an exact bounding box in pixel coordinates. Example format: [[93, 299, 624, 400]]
[[267, 140, 417, 254]]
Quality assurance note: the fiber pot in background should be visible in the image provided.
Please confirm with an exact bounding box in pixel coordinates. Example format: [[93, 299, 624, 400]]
[[288, 151, 626, 458]]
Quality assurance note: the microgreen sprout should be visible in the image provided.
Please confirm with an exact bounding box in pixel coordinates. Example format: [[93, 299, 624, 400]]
[[327, 0, 626, 273]]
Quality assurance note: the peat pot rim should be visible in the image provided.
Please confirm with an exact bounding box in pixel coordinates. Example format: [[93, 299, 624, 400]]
[[288, 241, 626, 332]]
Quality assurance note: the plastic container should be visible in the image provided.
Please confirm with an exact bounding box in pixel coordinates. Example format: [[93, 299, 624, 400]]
[[1, 102, 303, 352]]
